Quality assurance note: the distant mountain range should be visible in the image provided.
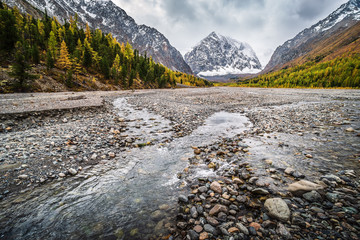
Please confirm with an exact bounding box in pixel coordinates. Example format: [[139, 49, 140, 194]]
[[263, 0, 360, 73], [185, 32, 262, 78], [4, 0, 359, 81], [4, 0, 193, 74]]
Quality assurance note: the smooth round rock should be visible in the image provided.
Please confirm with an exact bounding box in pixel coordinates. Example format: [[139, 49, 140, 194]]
[[264, 198, 290, 222]]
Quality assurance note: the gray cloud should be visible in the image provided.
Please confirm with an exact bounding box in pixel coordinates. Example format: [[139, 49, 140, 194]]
[[161, 0, 197, 23], [113, 0, 348, 66], [295, 0, 330, 19], [223, 0, 265, 8]]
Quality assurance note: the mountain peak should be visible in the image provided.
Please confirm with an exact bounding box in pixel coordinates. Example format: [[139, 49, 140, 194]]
[[185, 33, 262, 77]]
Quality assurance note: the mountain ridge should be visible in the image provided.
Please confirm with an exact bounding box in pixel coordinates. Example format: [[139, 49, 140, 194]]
[[263, 0, 360, 73], [4, 0, 193, 74]]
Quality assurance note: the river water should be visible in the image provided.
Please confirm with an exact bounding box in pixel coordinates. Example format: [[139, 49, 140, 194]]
[[0, 97, 252, 240]]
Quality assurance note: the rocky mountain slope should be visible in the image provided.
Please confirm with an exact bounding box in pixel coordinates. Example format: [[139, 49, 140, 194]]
[[264, 0, 360, 73], [4, 0, 193, 74], [184, 32, 262, 78]]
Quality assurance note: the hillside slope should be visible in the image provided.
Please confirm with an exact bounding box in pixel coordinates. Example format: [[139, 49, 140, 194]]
[[264, 0, 360, 73], [4, 0, 193, 74]]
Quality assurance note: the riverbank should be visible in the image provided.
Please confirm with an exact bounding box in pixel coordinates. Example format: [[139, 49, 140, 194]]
[[0, 87, 359, 239]]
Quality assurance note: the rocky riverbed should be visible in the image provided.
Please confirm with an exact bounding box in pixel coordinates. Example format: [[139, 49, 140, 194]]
[[0, 87, 359, 240]]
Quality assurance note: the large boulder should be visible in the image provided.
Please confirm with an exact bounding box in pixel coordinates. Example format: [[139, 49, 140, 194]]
[[264, 198, 291, 222]]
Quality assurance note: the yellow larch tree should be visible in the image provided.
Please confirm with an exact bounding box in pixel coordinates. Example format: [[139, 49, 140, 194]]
[[57, 40, 71, 71], [85, 23, 92, 42]]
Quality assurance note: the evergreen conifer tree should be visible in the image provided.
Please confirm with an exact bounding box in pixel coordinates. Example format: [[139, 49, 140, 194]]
[[9, 41, 36, 91]]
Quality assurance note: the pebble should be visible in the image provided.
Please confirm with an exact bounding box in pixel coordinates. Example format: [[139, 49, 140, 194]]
[[252, 188, 269, 195], [199, 232, 208, 240], [236, 223, 249, 235], [284, 167, 295, 175], [204, 224, 217, 235], [277, 223, 292, 239], [187, 230, 199, 240], [193, 225, 203, 233], [68, 168, 77, 175], [206, 216, 219, 226], [18, 175, 29, 180], [346, 127, 355, 132], [325, 192, 339, 203], [194, 149, 201, 155], [302, 190, 322, 202], [58, 173, 66, 178], [249, 222, 261, 231], [210, 181, 222, 194], [228, 227, 239, 233], [249, 226, 257, 236], [209, 204, 227, 216]]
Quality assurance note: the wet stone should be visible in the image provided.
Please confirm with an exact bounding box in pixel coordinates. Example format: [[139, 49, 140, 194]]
[[321, 174, 342, 183], [193, 225, 203, 233], [209, 204, 227, 216], [219, 227, 230, 236], [249, 222, 261, 231], [198, 186, 208, 193], [177, 222, 187, 229], [228, 227, 239, 233], [206, 216, 219, 226], [178, 195, 189, 203], [204, 224, 217, 235], [199, 232, 208, 240], [249, 226, 257, 236], [252, 188, 269, 195], [187, 230, 199, 240], [68, 168, 77, 175], [303, 190, 322, 202], [284, 167, 295, 175], [236, 223, 249, 235], [277, 223, 292, 239], [190, 206, 198, 218]]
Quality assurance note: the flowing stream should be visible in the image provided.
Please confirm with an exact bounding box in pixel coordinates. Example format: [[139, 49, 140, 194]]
[[0, 97, 252, 240]]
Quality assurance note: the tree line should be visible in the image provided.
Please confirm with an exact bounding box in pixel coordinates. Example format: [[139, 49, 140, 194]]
[[237, 53, 360, 88], [0, 2, 212, 91]]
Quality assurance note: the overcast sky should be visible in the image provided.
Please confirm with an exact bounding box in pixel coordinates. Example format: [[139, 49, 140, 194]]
[[112, 0, 348, 66]]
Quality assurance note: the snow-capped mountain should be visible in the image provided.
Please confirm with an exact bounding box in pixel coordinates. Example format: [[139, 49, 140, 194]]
[[4, 0, 193, 74], [184, 32, 262, 78], [264, 0, 360, 72]]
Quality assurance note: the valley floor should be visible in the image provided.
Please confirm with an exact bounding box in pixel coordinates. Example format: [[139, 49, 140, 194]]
[[0, 87, 359, 239]]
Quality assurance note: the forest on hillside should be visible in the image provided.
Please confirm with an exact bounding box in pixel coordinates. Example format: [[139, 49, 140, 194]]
[[0, 2, 212, 92], [236, 53, 360, 88]]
